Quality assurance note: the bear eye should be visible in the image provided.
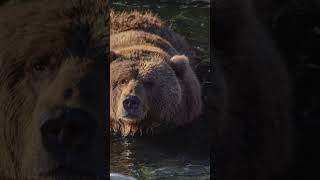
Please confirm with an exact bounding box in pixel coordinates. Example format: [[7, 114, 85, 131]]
[[32, 60, 50, 72], [143, 81, 154, 89], [33, 63, 47, 72], [120, 79, 128, 85]]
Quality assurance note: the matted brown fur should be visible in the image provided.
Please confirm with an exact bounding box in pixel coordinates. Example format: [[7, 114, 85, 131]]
[[0, 0, 109, 179], [110, 10, 202, 136], [111, 10, 195, 58]]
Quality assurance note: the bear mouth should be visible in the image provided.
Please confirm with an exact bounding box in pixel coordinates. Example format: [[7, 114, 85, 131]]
[[121, 109, 145, 122], [121, 116, 142, 123]]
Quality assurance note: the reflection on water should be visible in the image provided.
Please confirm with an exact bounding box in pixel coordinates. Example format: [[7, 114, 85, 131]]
[[111, 1, 210, 179], [111, 136, 210, 179]]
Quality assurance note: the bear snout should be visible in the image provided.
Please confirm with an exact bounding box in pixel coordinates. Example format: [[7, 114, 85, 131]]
[[40, 107, 97, 157], [123, 95, 140, 110], [121, 95, 145, 121]]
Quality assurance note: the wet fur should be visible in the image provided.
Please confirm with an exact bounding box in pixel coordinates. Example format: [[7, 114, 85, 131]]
[[110, 10, 202, 136]]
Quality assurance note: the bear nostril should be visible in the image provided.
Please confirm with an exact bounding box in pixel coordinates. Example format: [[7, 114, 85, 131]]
[[48, 127, 62, 139], [63, 88, 73, 99], [123, 95, 140, 110]]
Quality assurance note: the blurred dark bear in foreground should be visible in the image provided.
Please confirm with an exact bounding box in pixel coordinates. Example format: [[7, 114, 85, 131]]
[[212, 0, 293, 179], [0, 0, 109, 179]]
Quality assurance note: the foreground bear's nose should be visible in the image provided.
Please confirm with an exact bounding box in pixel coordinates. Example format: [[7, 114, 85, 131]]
[[41, 108, 97, 153], [123, 95, 140, 110]]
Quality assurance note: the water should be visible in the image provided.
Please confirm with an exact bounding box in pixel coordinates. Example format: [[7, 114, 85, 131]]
[[111, 135, 210, 180], [111, 1, 210, 179]]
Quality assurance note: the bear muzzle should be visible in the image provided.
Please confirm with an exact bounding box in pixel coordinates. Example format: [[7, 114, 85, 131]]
[[121, 95, 145, 122], [38, 107, 105, 178], [40, 107, 97, 152]]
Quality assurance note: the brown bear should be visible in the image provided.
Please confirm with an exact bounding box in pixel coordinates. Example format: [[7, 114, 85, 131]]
[[211, 0, 293, 180], [0, 0, 109, 179], [110, 10, 202, 136]]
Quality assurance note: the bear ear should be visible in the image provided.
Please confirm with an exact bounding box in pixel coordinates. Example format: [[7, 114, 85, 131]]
[[110, 51, 116, 62], [169, 55, 190, 77], [110, 51, 121, 63]]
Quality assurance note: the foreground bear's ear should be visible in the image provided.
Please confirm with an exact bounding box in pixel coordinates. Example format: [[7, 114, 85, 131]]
[[170, 55, 189, 77], [110, 51, 124, 63], [110, 51, 118, 63]]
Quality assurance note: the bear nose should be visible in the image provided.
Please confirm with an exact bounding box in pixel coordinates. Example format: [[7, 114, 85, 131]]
[[40, 108, 97, 153], [123, 95, 140, 110]]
